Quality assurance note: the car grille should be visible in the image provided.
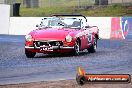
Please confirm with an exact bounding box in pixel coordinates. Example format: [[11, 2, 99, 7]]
[[34, 41, 63, 47]]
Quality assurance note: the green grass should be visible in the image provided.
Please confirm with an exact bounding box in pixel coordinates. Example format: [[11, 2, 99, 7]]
[[20, 7, 75, 17], [80, 5, 132, 16], [20, 5, 132, 17]]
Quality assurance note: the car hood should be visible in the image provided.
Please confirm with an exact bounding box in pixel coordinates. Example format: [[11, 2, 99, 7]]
[[33, 28, 76, 41]]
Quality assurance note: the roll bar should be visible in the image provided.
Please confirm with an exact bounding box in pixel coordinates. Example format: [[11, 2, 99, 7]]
[[52, 14, 87, 22]]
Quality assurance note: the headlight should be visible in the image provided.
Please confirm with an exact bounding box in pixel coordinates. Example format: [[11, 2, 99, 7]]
[[66, 35, 72, 42], [25, 35, 33, 41]]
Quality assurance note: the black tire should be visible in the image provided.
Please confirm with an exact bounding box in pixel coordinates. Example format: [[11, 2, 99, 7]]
[[25, 49, 36, 58], [88, 37, 97, 53], [73, 39, 80, 56], [76, 76, 86, 85]]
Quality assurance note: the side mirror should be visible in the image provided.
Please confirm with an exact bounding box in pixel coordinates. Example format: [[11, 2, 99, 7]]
[[85, 26, 90, 28]]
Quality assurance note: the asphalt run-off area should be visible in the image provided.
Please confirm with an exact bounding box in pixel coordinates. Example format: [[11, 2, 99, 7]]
[[0, 33, 132, 85]]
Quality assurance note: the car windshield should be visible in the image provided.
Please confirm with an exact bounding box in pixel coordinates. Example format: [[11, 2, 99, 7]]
[[41, 17, 81, 29]]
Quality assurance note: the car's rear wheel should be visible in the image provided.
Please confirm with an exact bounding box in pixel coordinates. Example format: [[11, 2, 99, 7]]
[[25, 49, 36, 58], [88, 37, 97, 53], [73, 39, 80, 55]]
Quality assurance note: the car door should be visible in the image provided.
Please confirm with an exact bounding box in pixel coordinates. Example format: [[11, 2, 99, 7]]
[[82, 20, 93, 48], [79, 20, 89, 49]]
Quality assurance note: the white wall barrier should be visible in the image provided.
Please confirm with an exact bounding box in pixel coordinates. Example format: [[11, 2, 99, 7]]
[[9, 17, 43, 35], [9, 17, 111, 39], [87, 17, 111, 39], [0, 4, 10, 34]]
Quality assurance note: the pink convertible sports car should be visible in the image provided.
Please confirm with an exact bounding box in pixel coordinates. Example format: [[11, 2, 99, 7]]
[[25, 15, 99, 58]]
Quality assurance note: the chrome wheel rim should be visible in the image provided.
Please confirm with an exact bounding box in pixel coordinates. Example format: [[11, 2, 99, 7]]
[[94, 38, 97, 50], [75, 42, 80, 53]]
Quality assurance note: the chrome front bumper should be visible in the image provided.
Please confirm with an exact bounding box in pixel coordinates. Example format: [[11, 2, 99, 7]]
[[25, 46, 74, 49], [25, 40, 74, 50]]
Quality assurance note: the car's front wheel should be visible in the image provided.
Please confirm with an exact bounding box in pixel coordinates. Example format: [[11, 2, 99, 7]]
[[88, 37, 97, 53], [25, 49, 36, 58], [73, 39, 80, 56]]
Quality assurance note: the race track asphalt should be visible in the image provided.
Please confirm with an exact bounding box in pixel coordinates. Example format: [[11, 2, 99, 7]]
[[0, 34, 132, 85]]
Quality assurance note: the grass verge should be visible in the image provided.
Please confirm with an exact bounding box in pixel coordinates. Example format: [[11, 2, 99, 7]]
[[20, 5, 132, 17]]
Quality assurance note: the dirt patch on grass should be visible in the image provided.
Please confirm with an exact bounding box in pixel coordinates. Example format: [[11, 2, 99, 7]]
[[0, 79, 132, 88]]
